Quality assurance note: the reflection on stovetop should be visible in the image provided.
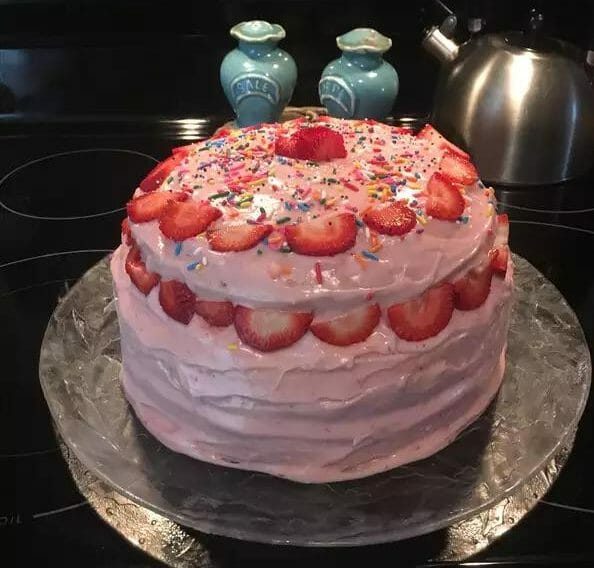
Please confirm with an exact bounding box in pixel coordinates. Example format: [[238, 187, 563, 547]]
[[0, 118, 592, 566]]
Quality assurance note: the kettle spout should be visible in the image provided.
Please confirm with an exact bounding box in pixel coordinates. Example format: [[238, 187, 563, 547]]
[[422, 27, 459, 64]]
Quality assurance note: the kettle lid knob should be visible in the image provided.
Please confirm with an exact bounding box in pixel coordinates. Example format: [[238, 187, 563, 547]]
[[439, 14, 457, 38]]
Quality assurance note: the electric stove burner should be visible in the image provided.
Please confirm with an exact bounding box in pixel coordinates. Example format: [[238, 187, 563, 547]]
[[502, 204, 594, 215], [0, 250, 109, 526], [511, 220, 594, 236], [0, 148, 158, 220], [0, 119, 592, 566], [496, 174, 594, 214], [0, 250, 111, 453]]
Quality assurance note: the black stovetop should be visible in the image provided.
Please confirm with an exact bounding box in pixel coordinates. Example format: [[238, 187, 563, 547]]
[[0, 116, 592, 567]]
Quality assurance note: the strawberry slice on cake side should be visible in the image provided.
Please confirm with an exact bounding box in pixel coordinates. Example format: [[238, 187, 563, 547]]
[[195, 299, 235, 327], [453, 262, 494, 311], [491, 246, 509, 275], [387, 282, 455, 342], [311, 304, 381, 346], [490, 213, 510, 276], [158, 280, 196, 325], [234, 306, 314, 352], [125, 245, 160, 296]]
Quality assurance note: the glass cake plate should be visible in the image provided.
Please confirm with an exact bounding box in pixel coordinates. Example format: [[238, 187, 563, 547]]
[[39, 254, 591, 546]]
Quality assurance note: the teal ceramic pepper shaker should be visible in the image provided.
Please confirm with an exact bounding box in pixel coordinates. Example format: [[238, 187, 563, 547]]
[[319, 28, 398, 120], [220, 20, 297, 128]]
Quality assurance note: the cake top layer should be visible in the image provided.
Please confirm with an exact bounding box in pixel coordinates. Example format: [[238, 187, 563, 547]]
[[128, 117, 497, 314]]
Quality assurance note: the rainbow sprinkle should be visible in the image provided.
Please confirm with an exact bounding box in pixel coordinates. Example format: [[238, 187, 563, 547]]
[[186, 260, 202, 271], [314, 261, 323, 284], [353, 253, 368, 269], [362, 250, 380, 261], [209, 190, 229, 200]]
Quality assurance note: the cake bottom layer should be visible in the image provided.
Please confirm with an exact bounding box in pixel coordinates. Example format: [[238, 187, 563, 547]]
[[122, 353, 505, 483], [112, 246, 513, 483]]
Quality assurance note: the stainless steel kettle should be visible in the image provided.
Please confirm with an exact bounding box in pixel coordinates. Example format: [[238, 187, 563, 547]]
[[423, 13, 594, 185]]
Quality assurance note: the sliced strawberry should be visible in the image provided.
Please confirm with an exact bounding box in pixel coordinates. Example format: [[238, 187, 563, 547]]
[[195, 299, 235, 327], [298, 126, 348, 161], [158, 280, 196, 324], [206, 222, 273, 252], [234, 306, 313, 352], [491, 213, 510, 276], [387, 282, 455, 342], [212, 127, 232, 139], [416, 124, 469, 159], [285, 212, 357, 256], [274, 134, 299, 158], [126, 191, 187, 223], [125, 245, 160, 295], [490, 245, 509, 275], [121, 218, 133, 246], [171, 144, 193, 158], [311, 303, 381, 346], [454, 262, 493, 310], [275, 126, 347, 161], [159, 200, 222, 241], [439, 152, 478, 185], [495, 213, 509, 247], [363, 202, 417, 236], [139, 154, 182, 193], [425, 172, 466, 221]]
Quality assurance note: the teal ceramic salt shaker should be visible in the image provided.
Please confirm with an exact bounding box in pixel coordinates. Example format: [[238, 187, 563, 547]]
[[319, 28, 398, 120], [220, 20, 297, 128]]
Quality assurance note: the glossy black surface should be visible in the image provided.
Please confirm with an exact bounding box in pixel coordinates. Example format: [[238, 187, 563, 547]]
[[0, 0, 591, 117], [0, 117, 592, 566]]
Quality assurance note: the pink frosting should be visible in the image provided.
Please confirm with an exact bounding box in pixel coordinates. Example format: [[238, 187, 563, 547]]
[[113, 118, 514, 482], [112, 245, 513, 482]]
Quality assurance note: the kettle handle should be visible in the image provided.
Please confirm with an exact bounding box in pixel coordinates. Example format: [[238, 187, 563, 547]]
[[439, 14, 457, 38]]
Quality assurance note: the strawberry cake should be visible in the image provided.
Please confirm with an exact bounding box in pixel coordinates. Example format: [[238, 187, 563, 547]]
[[111, 117, 513, 483]]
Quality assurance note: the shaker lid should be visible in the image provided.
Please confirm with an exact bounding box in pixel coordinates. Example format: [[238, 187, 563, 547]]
[[337, 28, 392, 54], [230, 20, 286, 43]]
